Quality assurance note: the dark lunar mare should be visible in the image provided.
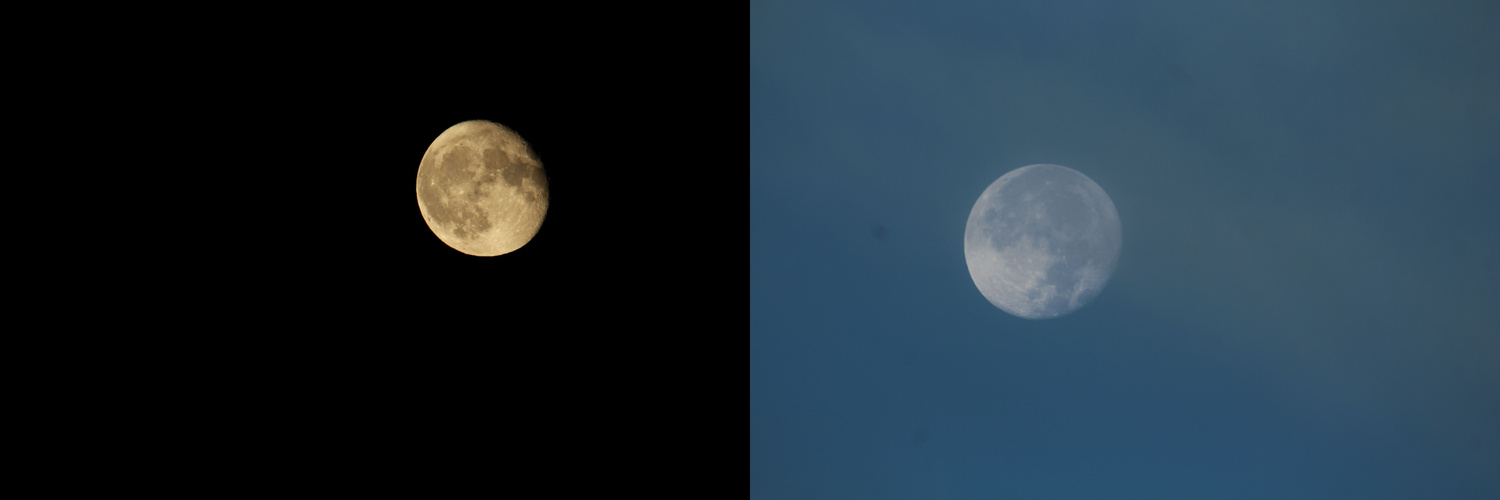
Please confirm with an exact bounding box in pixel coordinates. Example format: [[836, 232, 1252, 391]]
[[418, 142, 493, 241]]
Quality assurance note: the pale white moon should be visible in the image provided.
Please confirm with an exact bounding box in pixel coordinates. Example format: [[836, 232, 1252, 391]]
[[964, 164, 1121, 319], [416, 120, 549, 256]]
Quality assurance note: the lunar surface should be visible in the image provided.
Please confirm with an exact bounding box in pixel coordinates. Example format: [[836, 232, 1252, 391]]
[[416, 120, 548, 256], [964, 164, 1121, 319]]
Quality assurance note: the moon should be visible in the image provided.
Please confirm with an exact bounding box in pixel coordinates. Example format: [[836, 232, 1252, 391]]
[[416, 120, 549, 256], [964, 164, 1121, 319]]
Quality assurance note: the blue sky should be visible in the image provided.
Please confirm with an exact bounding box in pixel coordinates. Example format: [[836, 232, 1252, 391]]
[[751, 1, 1500, 497]]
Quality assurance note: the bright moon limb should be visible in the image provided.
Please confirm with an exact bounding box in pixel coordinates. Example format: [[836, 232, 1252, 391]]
[[964, 164, 1121, 319], [416, 120, 549, 256]]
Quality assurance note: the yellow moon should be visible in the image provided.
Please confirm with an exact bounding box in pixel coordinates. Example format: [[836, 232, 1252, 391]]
[[416, 120, 549, 256]]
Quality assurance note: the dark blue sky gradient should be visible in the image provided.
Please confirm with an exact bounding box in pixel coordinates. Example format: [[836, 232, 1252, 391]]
[[751, 1, 1500, 497]]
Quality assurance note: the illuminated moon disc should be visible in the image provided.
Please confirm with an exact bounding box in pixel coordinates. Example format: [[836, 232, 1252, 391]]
[[416, 120, 549, 256], [964, 164, 1121, 319]]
